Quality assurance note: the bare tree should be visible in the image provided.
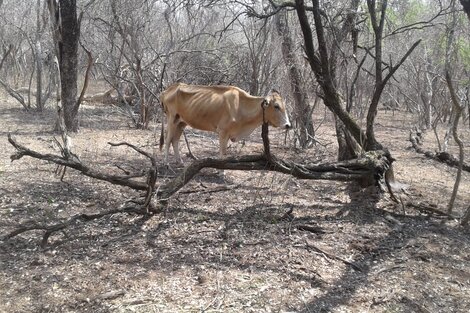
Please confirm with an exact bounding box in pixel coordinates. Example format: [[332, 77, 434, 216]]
[[294, 0, 366, 150], [364, 0, 421, 150], [459, 0, 470, 228], [34, 0, 44, 111], [275, 10, 314, 148], [445, 0, 467, 217]]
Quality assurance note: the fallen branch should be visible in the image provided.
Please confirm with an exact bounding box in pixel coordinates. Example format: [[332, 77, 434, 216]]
[[296, 224, 328, 234], [6, 123, 395, 246], [306, 241, 363, 272], [1, 205, 144, 247], [409, 129, 470, 172], [156, 151, 389, 201], [405, 201, 449, 217]]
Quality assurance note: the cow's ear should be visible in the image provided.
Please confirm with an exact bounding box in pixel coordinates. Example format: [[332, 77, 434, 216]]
[[262, 98, 269, 108]]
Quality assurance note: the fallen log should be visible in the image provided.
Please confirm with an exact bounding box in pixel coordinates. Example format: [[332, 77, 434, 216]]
[[1, 206, 144, 247], [8, 125, 393, 203], [409, 129, 470, 172], [156, 151, 392, 200]]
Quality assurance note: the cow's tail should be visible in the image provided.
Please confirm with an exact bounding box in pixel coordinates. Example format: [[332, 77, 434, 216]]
[[159, 101, 165, 151], [159, 120, 165, 151]]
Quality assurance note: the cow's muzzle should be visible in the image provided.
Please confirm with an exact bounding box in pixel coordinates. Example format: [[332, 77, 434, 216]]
[[284, 123, 292, 130]]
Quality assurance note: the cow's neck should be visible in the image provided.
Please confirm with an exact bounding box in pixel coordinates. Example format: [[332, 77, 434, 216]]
[[239, 96, 265, 125]]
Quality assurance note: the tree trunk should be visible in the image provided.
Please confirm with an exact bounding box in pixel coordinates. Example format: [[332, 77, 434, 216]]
[[35, 0, 43, 112], [445, 0, 465, 215], [136, 57, 149, 129], [445, 72, 464, 215], [48, 0, 80, 132], [335, 116, 359, 161], [275, 11, 314, 148], [364, 0, 388, 151], [460, 0, 470, 20], [60, 0, 79, 132]]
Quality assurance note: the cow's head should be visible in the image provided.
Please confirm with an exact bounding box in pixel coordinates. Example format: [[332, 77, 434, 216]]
[[262, 90, 291, 129]]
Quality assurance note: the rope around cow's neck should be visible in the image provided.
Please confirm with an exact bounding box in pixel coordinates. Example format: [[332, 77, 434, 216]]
[[261, 99, 267, 124]]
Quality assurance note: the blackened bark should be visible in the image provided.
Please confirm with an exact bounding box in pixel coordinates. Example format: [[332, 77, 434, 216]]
[[48, 0, 80, 132], [35, 0, 43, 112], [335, 116, 359, 161], [460, 0, 470, 20], [59, 0, 80, 132]]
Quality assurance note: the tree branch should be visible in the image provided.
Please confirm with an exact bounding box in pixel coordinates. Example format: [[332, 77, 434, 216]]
[[383, 39, 422, 87], [75, 41, 93, 110], [8, 133, 149, 190]]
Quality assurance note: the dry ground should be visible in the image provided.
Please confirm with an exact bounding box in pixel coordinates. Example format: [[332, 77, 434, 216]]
[[1, 95, 469, 313]]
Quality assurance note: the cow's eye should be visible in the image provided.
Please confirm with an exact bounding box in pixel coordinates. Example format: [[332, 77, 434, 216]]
[[274, 104, 280, 110]]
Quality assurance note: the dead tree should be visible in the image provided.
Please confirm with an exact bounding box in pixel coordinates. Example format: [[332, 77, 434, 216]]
[[445, 0, 466, 216]]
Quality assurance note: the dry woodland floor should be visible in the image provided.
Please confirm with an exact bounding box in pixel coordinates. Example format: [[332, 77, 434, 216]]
[[1, 94, 470, 313]]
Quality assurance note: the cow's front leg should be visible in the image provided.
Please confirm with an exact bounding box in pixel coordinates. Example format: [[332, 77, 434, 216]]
[[218, 133, 230, 158]]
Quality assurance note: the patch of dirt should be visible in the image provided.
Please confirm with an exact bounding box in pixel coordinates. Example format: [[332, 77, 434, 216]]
[[1, 96, 469, 313]]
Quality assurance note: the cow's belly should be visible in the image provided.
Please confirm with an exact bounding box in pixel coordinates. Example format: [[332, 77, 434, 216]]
[[185, 119, 217, 132], [179, 111, 221, 132], [228, 123, 258, 142]]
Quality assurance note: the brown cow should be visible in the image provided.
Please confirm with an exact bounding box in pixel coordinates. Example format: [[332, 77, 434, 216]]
[[159, 83, 291, 164]]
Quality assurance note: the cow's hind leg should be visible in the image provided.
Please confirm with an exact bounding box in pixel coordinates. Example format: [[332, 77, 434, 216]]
[[216, 133, 232, 183], [172, 122, 186, 164], [164, 115, 178, 165]]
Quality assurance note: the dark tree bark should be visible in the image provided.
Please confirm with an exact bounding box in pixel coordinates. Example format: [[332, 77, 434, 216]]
[[48, 0, 80, 132], [460, 0, 470, 20], [275, 11, 314, 148], [35, 0, 44, 112]]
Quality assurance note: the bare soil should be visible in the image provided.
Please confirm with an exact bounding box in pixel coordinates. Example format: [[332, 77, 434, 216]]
[[1, 96, 469, 313]]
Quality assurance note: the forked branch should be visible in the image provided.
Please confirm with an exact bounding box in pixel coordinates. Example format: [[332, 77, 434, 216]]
[[8, 133, 148, 190]]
